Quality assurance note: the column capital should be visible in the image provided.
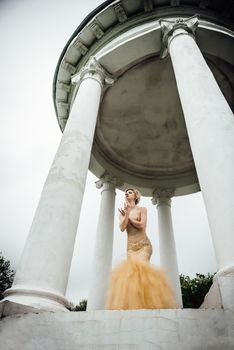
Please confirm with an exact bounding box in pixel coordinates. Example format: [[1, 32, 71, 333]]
[[151, 188, 175, 207], [71, 56, 114, 87], [159, 15, 199, 58], [95, 173, 123, 192]]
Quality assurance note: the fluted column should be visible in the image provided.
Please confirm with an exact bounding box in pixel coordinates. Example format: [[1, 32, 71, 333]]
[[160, 16, 234, 308], [87, 174, 119, 311], [152, 189, 182, 308], [2, 57, 113, 315]]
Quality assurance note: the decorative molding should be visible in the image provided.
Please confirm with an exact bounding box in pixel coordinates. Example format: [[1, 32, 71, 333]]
[[113, 3, 128, 22], [73, 39, 88, 55], [71, 56, 114, 87], [57, 82, 70, 92], [151, 188, 175, 206], [61, 60, 76, 74], [153, 188, 175, 198], [3, 287, 69, 307], [95, 173, 123, 192], [57, 101, 69, 110], [89, 20, 104, 39], [59, 118, 67, 129], [159, 14, 199, 58], [143, 0, 153, 12], [54, 0, 234, 127]]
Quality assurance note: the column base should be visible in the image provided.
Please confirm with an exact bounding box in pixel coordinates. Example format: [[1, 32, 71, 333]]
[[200, 265, 234, 310], [1, 286, 69, 317]]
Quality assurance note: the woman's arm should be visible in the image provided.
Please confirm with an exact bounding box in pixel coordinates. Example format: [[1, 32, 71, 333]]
[[118, 201, 131, 232], [119, 213, 129, 232], [129, 207, 147, 230]]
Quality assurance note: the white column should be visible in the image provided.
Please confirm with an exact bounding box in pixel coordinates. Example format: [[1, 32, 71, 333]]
[[152, 189, 183, 308], [2, 57, 113, 315], [160, 16, 234, 308], [87, 174, 118, 311]]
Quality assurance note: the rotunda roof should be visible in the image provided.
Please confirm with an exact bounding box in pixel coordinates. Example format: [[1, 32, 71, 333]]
[[53, 0, 234, 196]]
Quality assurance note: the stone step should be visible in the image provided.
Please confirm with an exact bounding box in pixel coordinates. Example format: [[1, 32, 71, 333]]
[[1, 309, 234, 350]]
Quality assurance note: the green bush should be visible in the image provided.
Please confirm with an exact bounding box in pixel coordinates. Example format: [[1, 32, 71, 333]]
[[0, 253, 15, 300], [180, 273, 215, 308], [68, 299, 87, 311]]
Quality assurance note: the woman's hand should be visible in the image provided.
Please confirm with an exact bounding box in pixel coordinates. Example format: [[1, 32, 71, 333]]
[[118, 207, 126, 216], [118, 199, 131, 216], [124, 199, 131, 213]]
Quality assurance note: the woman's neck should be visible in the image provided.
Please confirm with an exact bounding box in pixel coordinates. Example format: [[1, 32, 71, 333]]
[[128, 200, 136, 208]]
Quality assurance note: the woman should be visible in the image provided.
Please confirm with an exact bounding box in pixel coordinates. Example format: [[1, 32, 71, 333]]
[[106, 188, 177, 310]]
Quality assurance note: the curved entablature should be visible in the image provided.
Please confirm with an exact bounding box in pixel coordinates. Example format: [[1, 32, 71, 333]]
[[53, 0, 234, 129], [53, 0, 234, 196]]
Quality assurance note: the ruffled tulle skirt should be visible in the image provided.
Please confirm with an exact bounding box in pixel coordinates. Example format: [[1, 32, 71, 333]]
[[105, 258, 177, 310]]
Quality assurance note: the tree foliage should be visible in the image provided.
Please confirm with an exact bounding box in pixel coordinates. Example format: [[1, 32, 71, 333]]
[[0, 253, 15, 300], [180, 273, 215, 308], [68, 299, 87, 311]]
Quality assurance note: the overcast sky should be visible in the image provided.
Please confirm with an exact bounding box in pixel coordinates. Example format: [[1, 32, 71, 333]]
[[0, 0, 217, 304]]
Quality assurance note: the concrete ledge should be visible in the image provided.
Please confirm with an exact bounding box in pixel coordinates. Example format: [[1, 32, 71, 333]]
[[1, 309, 234, 350]]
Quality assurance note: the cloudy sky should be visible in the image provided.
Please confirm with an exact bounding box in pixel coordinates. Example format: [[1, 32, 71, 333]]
[[0, 0, 217, 304]]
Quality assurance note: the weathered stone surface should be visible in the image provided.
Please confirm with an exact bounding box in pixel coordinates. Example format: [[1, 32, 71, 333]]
[[1, 309, 234, 350]]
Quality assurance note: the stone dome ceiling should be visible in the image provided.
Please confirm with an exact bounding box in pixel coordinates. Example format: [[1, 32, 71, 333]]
[[53, 0, 234, 195]]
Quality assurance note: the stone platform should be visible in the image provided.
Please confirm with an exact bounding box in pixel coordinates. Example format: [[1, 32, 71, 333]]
[[1, 309, 234, 350]]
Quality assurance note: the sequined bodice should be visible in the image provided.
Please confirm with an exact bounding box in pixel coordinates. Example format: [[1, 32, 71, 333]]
[[127, 229, 152, 262]]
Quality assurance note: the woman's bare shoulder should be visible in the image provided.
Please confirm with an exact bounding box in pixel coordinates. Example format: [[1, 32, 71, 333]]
[[137, 206, 147, 212]]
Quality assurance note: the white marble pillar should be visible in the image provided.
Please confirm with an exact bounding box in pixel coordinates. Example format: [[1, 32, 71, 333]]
[[152, 189, 183, 308], [87, 174, 118, 311], [160, 16, 234, 308], [2, 57, 113, 315]]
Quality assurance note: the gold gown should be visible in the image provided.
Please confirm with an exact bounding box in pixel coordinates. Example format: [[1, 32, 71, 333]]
[[106, 228, 177, 310]]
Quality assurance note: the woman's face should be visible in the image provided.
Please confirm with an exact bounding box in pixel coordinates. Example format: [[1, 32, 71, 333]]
[[125, 189, 136, 202]]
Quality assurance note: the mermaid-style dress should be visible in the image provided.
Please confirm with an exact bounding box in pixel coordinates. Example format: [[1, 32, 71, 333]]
[[105, 225, 177, 310]]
